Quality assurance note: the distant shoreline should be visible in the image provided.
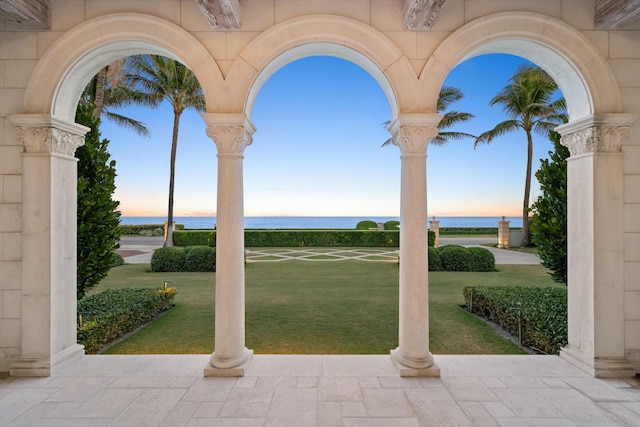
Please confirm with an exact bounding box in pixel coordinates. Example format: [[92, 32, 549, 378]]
[[120, 215, 523, 229]]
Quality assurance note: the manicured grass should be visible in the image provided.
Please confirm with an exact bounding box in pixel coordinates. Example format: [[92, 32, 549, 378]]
[[95, 262, 559, 355]]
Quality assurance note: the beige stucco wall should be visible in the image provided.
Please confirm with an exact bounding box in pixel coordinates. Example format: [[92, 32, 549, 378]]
[[2, 0, 640, 375]]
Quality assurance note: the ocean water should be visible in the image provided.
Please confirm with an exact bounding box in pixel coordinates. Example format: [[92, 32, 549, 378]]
[[120, 216, 523, 229]]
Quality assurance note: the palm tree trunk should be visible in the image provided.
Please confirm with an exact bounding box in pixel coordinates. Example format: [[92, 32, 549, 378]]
[[93, 67, 108, 119], [164, 112, 181, 247], [522, 130, 534, 247]]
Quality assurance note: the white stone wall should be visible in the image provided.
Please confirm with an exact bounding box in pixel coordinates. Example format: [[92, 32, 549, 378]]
[[1, 0, 640, 375]]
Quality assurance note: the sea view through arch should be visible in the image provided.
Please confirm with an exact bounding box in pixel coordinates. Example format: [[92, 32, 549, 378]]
[[120, 216, 523, 229]]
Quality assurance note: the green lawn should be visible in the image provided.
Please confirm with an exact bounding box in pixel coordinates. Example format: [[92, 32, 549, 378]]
[[95, 261, 559, 355]]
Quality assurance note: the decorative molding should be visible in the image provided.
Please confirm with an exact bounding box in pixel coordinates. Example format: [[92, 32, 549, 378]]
[[194, 0, 241, 30], [392, 125, 439, 155], [14, 126, 84, 157], [561, 126, 632, 156], [0, 0, 50, 29], [402, 0, 448, 30], [206, 125, 253, 155]]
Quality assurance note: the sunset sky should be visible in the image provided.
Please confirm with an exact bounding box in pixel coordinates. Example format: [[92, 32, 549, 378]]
[[101, 53, 557, 218]]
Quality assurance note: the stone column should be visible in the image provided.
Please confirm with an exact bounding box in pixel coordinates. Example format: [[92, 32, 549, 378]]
[[497, 216, 510, 248], [9, 115, 88, 377], [203, 113, 255, 376], [557, 114, 636, 377], [429, 216, 440, 247], [388, 114, 441, 377]]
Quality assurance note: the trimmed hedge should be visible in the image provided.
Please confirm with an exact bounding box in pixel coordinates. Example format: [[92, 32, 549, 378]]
[[356, 220, 378, 230], [428, 246, 443, 271], [173, 229, 436, 248], [120, 223, 184, 236], [151, 246, 216, 272], [439, 245, 472, 271], [463, 286, 567, 354], [439, 227, 498, 235], [468, 247, 496, 272], [184, 246, 216, 272], [384, 220, 400, 230], [173, 230, 215, 247], [432, 245, 495, 272], [77, 287, 177, 353], [151, 247, 186, 272]]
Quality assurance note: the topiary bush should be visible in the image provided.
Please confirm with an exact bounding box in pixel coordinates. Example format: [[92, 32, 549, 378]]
[[438, 245, 472, 271], [356, 220, 378, 230], [428, 246, 443, 271], [184, 246, 216, 272], [384, 220, 400, 230], [468, 247, 496, 272], [110, 251, 125, 267], [428, 230, 436, 247], [151, 247, 186, 272]]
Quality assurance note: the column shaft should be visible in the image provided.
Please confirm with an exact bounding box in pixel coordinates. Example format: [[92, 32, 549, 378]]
[[558, 116, 636, 377], [388, 115, 441, 377], [204, 115, 255, 376], [9, 116, 87, 376]]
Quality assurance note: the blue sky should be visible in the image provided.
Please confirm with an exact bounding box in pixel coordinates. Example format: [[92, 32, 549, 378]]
[[101, 54, 557, 218]]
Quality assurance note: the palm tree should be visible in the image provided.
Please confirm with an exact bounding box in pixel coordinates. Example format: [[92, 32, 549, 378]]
[[382, 86, 475, 147], [475, 64, 566, 246], [80, 59, 151, 137], [125, 55, 206, 247]]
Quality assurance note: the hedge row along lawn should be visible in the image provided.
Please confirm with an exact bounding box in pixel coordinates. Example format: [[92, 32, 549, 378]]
[[94, 262, 561, 355]]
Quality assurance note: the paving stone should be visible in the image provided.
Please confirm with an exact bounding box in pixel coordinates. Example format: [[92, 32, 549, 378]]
[[361, 388, 415, 417], [218, 388, 273, 418], [405, 387, 473, 426], [265, 388, 317, 427], [318, 377, 362, 402]]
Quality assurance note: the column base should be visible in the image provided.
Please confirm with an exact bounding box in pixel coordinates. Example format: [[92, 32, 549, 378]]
[[10, 344, 84, 377], [204, 348, 253, 377], [390, 348, 440, 378], [560, 345, 636, 378]]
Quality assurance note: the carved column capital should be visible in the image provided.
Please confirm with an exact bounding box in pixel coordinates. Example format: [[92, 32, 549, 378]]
[[15, 126, 85, 157], [386, 113, 442, 156], [556, 113, 637, 157], [206, 125, 254, 156], [392, 125, 439, 155], [561, 126, 631, 156]]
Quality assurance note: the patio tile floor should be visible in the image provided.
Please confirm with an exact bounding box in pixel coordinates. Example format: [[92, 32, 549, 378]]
[[1, 354, 639, 426]]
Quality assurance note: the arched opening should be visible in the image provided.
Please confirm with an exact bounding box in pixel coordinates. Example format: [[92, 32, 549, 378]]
[[244, 55, 398, 354]]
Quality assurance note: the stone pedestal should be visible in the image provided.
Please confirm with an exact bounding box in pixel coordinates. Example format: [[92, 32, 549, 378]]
[[203, 113, 255, 376], [557, 115, 636, 378], [9, 115, 87, 376], [387, 114, 441, 377], [497, 217, 510, 248], [429, 216, 440, 247]]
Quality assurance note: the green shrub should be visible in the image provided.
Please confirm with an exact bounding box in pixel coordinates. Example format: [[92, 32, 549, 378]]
[[110, 251, 125, 267], [428, 230, 435, 247], [384, 220, 400, 230], [428, 246, 443, 271], [243, 230, 399, 247], [356, 220, 378, 230], [120, 223, 184, 236], [439, 227, 498, 235], [463, 286, 567, 354], [77, 287, 177, 353], [173, 230, 215, 247], [184, 246, 216, 272], [439, 245, 472, 271], [468, 247, 495, 272], [151, 247, 186, 272]]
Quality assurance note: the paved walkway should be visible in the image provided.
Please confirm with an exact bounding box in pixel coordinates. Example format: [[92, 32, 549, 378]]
[[117, 235, 540, 265], [2, 354, 639, 426]]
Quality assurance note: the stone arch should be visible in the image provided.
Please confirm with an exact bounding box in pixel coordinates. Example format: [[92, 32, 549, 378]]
[[421, 11, 621, 121], [222, 14, 421, 117], [23, 12, 223, 122]]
